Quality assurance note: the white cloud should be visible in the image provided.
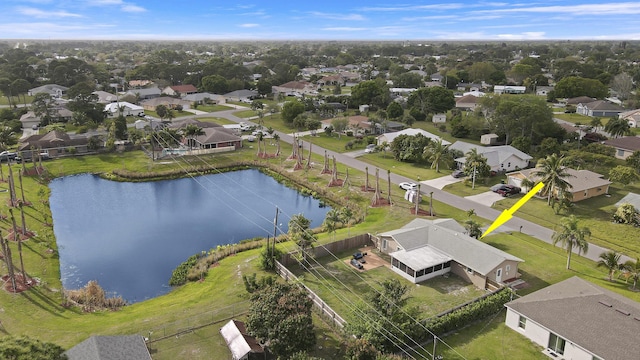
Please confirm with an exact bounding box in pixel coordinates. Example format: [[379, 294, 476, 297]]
[[121, 4, 146, 13], [239, 23, 259, 28], [308, 11, 366, 21], [360, 3, 464, 12], [322, 27, 368, 32], [0, 22, 106, 35], [479, 2, 640, 15], [17, 7, 83, 18], [402, 15, 458, 21], [496, 32, 546, 40]]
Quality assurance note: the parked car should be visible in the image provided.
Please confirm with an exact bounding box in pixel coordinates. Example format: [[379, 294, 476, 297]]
[[353, 252, 366, 263], [364, 144, 376, 153], [491, 184, 521, 197], [399, 182, 418, 191], [350, 258, 364, 270], [451, 169, 465, 178], [252, 129, 269, 137], [0, 151, 17, 162]]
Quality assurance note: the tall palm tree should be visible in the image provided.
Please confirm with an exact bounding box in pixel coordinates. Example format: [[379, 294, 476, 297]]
[[423, 138, 450, 173], [323, 209, 341, 240], [597, 251, 622, 281], [182, 124, 204, 151], [464, 148, 490, 189], [288, 213, 315, 262], [604, 117, 631, 138], [255, 132, 264, 157], [532, 154, 574, 205], [272, 133, 281, 156], [340, 207, 354, 236], [552, 215, 590, 270], [623, 258, 640, 290]]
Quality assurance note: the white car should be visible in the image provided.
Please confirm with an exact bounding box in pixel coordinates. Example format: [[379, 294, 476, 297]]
[[399, 182, 418, 191], [364, 144, 376, 153]]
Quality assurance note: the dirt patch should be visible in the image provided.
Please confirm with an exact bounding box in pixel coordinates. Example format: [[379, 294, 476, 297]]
[[2, 273, 38, 293], [441, 282, 468, 294], [342, 246, 388, 271]]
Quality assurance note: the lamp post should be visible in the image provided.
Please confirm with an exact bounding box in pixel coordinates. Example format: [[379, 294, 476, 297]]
[[429, 191, 434, 216]]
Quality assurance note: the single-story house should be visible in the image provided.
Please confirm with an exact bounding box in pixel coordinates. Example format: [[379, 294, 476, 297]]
[[374, 218, 523, 289], [104, 101, 145, 118], [576, 100, 624, 117], [183, 92, 226, 105], [505, 276, 640, 360], [430, 73, 444, 82], [506, 167, 611, 202], [603, 136, 640, 159], [317, 74, 345, 87], [272, 81, 317, 96], [19, 111, 40, 129], [140, 97, 191, 111], [619, 108, 640, 128], [535, 86, 553, 97], [187, 127, 242, 151], [162, 84, 198, 97], [321, 116, 404, 134], [565, 96, 596, 105], [18, 130, 93, 158], [455, 94, 479, 110], [93, 91, 118, 104], [449, 141, 532, 173], [128, 79, 153, 88], [64, 335, 152, 360], [615, 192, 640, 212], [432, 113, 446, 123], [376, 128, 451, 147], [169, 118, 222, 130], [28, 84, 68, 98], [134, 119, 164, 131], [220, 320, 265, 360], [124, 87, 162, 100], [494, 85, 526, 95], [224, 89, 258, 103]]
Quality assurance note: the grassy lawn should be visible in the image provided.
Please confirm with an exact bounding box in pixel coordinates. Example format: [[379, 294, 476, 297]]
[[196, 116, 236, 125], [144, 110, 193, 119], [553, 112, 596, 125], [301, 133, 372, 153], [493, 182, 640, 259], [0, 94, 34, 105], [233, 109, 259, 118], [442, 176, 505, 197], [357, 153, 447, 181], [194, 104, 233, 112]]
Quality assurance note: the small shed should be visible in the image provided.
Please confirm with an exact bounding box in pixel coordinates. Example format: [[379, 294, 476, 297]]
[[359, 104, 370, 113], [481, 133, 499, 145], [432, 113, 447, 123], [220, 320, 265, 360]]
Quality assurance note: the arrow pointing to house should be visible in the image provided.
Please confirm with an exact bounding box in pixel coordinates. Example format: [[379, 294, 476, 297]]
[[481, 182, 545, 238]]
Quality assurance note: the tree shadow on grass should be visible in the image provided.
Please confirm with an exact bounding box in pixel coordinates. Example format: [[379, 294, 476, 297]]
[[19, 287, 68, 318]]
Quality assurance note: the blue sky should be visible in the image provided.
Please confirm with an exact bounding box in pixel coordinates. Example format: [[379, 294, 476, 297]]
[[1, 1, 640, 40]]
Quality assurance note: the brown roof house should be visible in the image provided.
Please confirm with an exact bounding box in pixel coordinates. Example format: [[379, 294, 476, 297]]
[[603, 136, 640, 159], [506, 167, 611, 202], [220, 320, 265, 360], [455, 94, 479, 110], [373, 218, 523, 289], [272, 81, 318, 96], [18, 130, 92, 158], [140, 96, 191, 111], [576, 100, 624, 117], [619, 108, 640, 128], [162, 84, 198, 97], [565, 96, 596, 105], [505, 276, 640, 360]]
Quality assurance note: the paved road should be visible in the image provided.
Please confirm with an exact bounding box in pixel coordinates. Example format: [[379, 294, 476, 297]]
[[205, 110, 633, 264]]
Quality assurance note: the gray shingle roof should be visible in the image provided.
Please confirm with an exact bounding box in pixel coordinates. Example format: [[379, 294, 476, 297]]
[[380, 218, 522, 275], [505, 277, 640, 360], [65, 335, 152, 360], [510, 167, 611, 193], [603, 136, 640, 152], [449, 141, 532, 167]]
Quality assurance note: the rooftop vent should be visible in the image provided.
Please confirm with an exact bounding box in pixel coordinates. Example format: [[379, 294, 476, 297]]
[[615, 308, 631, 316], [598, 300, 612, 307]]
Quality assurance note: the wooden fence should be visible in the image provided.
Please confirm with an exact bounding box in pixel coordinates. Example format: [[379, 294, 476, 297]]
[[275, 260, 347, 328], [279, 233, 372, 266]]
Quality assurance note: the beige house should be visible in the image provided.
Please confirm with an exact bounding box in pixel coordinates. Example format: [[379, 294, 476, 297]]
[[373, 218, 523, 289], [455, 94, 479, 110], [506, 167, 611, 202], [603, 136, 640, 159]]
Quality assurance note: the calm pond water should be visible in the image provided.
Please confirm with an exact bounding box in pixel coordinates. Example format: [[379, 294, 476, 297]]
[[49, 169, 331, 303]]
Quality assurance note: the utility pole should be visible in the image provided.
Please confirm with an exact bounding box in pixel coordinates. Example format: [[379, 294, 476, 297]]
[[430, 191, 434, 216], [272, 207, 279, 257], [472, 164, 477, 190], [415, 183, 420, 215]]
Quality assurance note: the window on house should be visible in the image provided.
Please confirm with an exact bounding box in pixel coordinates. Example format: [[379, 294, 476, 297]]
[[518, 316, 526, 329], [416, 269, 425, 277], [425, 266, 433, 274], [466, 267, 473, 274], [443, 261, 451, 268], [392, 258, 399, 268], [434, 263, 443, 271], [382, 239, 387, 250], [548, 333, 566, 355], [506, 265, 511, 272], [618, 149, 624, 157], [507, 162, 511, 168]]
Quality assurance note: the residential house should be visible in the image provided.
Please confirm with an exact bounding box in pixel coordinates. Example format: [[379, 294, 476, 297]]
[[65, 335, 152, 360], [183, 92, 226, 105], [390, 88, 417, 97], [576, 100, 624, 117], [493, 85, 526, 94], [18, 130, 92, 158], [318, 74, 345, 87], [169, 118, 222, 130], [374, 218, 523, 288], [376, 128, 451, 146], [187, 127, 242, 151], [92, 90, 118, 104], [449, 141, 532, 173], [28, 84, 68, 98], [220, 320, 265, 360], [162, 84, 198, 97], [480, 133, 499, 145], [272, 81, 317, 96], [430, 73, 443, 82], [19, 111, 41, 129], [104, 101, 145, 118], [224, 89, 258, 103], [125, 87, 162, 100], [619, 108, 640, 128], [506, 167, 611, 201], [535, 85, 553, 97], [615, 192, 640, 212], [432, 113, 446, 123], [321, 115, 372, 133], [565, 96, 596, 105], [603, 136, 640, 159], [455, 94, 479, 110], [128, 80, 153, 88], [140, 97, 191, 111], [505, 276, 640, 360], [52, 106, 73, 122]]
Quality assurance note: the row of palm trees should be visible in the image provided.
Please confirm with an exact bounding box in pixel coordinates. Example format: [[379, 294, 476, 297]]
[[597, 251, 640, 290]]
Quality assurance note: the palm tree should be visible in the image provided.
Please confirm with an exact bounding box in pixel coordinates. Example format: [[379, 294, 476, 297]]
[[323, 209, 341, 240], [288, 214, 315, 261], [340, 207, 354, 236], [532, 154, 574, 205], [623, 258, 640, 290], [464, 148, 490, 189], [423, 138, 450, 173], [604, 117, 631, 138], [590, 117, 603, 132], [255, 132, 264, 157], [464, 219, 482, 239], [597, 251, 622, 281], [182, 124, 204, 151], [552, 215, 590, 270], [272, 133, 281, 156]]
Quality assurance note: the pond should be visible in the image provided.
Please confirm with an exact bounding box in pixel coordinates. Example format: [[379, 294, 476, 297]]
[[49, 169, 331, 303]]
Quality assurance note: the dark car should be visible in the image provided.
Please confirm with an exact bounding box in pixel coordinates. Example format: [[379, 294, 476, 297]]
[[452, 169, 465, 178], [497, 184, 521, 197], [350, 258, 364, 269], [0, 151, 17, 162], [353, 252, 366, 263]]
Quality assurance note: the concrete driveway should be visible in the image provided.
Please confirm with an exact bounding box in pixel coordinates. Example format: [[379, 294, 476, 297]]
[[421, 175, 463, 190], [465, 191, 505, 207]]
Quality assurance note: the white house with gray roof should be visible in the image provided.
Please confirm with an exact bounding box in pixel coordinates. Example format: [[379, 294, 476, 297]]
[[449, 141, 532, 173], [376, 128, 451, 147], [374, 218, 523, 289], [65, 335, 152, 360], [28, 84, 68, 98], [505, 276, 640, 360]]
